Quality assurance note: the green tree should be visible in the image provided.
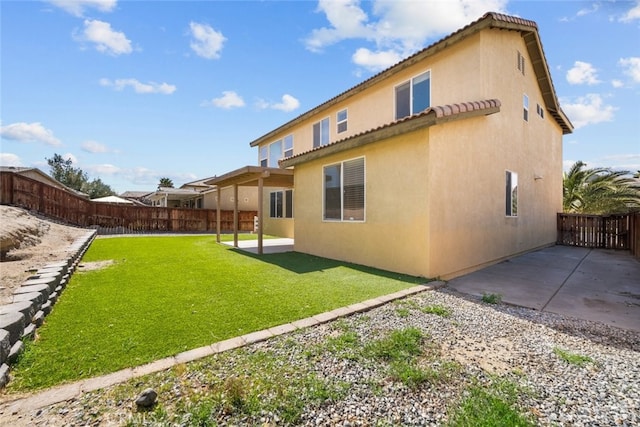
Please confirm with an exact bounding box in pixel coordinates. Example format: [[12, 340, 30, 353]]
[[158, 177, 174, 189], [83, 178, 116, 199], [47, 153, 116, 198], [47, 153, 87, 191], [563, 161, 640, 214]]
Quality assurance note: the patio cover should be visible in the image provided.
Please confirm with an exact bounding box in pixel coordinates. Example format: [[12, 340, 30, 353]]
[[204, 166, 294, 254]]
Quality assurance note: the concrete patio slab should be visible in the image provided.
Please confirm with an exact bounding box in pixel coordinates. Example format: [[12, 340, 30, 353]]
[[222, 238, 294, 254], [448, 246, 640, 332]]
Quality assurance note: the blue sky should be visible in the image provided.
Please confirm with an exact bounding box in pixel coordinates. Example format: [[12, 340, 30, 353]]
[[1, 0, 639, 194]]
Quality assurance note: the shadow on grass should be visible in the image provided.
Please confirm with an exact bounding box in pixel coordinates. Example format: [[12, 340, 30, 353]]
[[231, 248, 427, 284]]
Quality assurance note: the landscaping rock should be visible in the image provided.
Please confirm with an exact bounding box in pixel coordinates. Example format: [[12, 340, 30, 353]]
[[0, 301, 36, 325], [135, 388, 158, 408], [22, 323, 36, 340], [8, 340, 24, 364], [33, 310, 45, 327], [13, 284, 50, 301], [0, 363, 10, 388], [11, 291, 46, 308], [23, 276, 59, 293], [0, 312, 25, 345], [0, 330, 10, 364], [41, 300, 53, 315]]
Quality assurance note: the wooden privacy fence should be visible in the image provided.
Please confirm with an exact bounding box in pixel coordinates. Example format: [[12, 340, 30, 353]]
[[557, 213, 640, 259], [0, 171, 256, 234]]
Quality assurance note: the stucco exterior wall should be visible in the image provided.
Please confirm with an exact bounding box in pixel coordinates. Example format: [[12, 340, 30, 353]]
[[202, 187, 258, 211], [294, 129, 431, 277]]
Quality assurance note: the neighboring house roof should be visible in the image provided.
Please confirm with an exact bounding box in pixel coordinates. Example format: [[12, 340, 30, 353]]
[[181, 177, 216, 188], [0, 166, 89, 198], [250, 12, 572, 149], [92, 195, 134, 204], [280, 99, 501, 168], [119, 190, 152, 199]]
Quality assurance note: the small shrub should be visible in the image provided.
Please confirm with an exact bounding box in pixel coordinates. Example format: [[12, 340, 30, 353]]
[[366, 327, 425, 362], [421, 304, 452, 318], [553, 347, 593, 366], [395, 307, 410, 318], [481, 293, 502, 304]]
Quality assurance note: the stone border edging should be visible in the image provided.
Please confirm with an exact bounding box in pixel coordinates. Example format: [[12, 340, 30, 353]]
[[0, 281, 446, 415], [0, 230, 97, 388]]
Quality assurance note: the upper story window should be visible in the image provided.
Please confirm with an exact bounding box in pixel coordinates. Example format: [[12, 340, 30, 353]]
[[506, 170, 518, 217], [395, 70, 431, 120], [337, 109, 348, 133], [259, 146, 268, 167], [536, 104, 544, 119], [313, 117, 330, 148], [523, 94, 529, 122], [260, 134, 294, 167], [284, 135, 293, 158], [517, 51, 525, 75]]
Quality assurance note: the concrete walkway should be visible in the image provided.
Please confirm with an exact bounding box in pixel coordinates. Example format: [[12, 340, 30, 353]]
[[448, 245, 640, 332]]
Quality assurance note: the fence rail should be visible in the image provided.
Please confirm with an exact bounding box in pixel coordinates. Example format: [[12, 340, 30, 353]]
[[557, 213, 640, 259], [1, 172, 256, 234]]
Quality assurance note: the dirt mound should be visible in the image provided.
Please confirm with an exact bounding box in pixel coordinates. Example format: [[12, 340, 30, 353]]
[[0, 206, 89, 304]]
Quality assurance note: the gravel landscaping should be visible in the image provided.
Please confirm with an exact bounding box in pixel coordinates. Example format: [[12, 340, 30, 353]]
[[1, 287, 638, 426]]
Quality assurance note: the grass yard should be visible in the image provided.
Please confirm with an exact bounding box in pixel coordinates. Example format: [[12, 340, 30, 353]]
[[9, 235, 424, 392]]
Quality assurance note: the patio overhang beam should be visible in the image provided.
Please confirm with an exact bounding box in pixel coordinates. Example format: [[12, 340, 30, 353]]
[[206, 166, 294, 254]]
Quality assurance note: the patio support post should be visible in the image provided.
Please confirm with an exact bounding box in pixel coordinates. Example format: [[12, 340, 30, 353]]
[[233, 184, 238, 248], [216, 187, 221, 243], [258, 177, 264, 254]]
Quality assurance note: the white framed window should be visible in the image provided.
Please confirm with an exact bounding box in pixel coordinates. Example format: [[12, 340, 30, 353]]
[[270, 190, 293, 218], [536, 104, 544, 118], [323, 157, 365, 222], [506, 170, 518, 217], [261, 134, 293, 167], [337, 109, 348, 133], [259, 146, 268, 167], [313, 117, 330, 148], [284, 135, 293, 158], [395, 70, 431, 120], [523, 94, 529, 122]]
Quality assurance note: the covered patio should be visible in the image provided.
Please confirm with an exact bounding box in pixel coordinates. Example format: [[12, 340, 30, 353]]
[[205, 166, 294, 254]]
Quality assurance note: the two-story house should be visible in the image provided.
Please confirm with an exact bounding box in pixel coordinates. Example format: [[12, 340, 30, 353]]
[[209, 12, 572, 279]]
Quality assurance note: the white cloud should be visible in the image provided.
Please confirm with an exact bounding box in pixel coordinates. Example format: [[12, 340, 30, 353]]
[[100, 78, 176, 94], [189, 22, 226, 59], [352, 47, 402, 72], [576, 3, 599, 17], [47, 0, 117, 17], [561, 94, 616, 129], [78, 19, 132, 56], [620, 0, 640, 22], [272, 94, 300, 112], [566, 61, 601, 85], [0, 153, 23, 167], [601, 154, 640, 172], [81, 140, 109, 153], [203, 91, 246, 109], [619, 57, 640, 83], [612, 79, 624, 88], [86, 163, 120, 175], [305, 0, 507, 70], [0, 122, 62, 146], [256, 94, 301, 112]]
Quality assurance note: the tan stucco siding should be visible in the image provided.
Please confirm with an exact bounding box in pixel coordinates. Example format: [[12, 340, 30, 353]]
[[294, 129, 431, 277], [425, 30, 564, 278], [262, 187, 294, 238], [203, 187, 258, 210]]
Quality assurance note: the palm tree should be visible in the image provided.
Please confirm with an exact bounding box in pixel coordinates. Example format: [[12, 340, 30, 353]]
[[563, 161, 640, 214], [158, 177, 174, 189]]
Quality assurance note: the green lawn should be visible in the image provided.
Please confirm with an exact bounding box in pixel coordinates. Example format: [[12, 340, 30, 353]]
[[9, 235, 424, 391]]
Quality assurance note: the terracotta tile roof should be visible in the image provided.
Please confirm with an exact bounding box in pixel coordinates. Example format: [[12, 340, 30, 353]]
[[280, 99, 501, 167], [251, 12, 571, 148]]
